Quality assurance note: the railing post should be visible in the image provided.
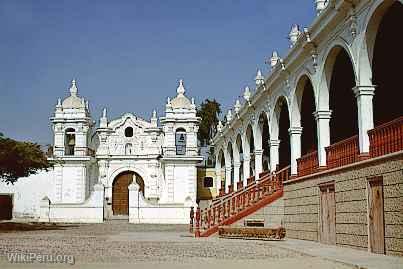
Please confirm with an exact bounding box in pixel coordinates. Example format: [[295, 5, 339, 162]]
[[189, 206, 194, 233], [195, 207, 201, 237]]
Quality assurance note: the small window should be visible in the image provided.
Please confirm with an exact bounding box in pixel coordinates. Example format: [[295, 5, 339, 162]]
[[125, 127, 133, 137], [175, 128, 186, 155], [65, 128, 75, 156], [125, 143, 132, 155], [203, 177, 214, 188]]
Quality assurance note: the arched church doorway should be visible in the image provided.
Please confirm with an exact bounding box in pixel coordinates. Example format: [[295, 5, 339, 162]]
[[112, 171, 144, 216]]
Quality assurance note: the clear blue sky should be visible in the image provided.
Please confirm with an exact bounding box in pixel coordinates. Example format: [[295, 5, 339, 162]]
[[0, 0, 315, 145]]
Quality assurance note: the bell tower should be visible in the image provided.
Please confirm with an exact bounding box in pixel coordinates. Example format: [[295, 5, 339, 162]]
[[160, 80, 203, 205], [50, 79, 95, 203], [51, 79, 93, 157]]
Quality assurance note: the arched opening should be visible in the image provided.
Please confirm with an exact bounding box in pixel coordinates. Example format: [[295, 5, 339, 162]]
[[246, 125, 255, 176], [277, 97, 291, 169], [299, 77, 318, 155], [236, 134, 243, 182], [65, 128, 75, 156], [175, 128, 187, 155], [112, 171, 144, 216], [258, 113, 270, 171], [125, 127, 133, 137], [371, 2, 403, 125], [327, 47, 358, 143]]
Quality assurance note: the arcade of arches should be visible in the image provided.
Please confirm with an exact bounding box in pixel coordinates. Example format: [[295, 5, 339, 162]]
[[213, 0, 403, 193]]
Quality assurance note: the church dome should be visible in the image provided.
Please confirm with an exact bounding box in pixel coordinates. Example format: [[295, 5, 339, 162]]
[[170, 80, 192, 109], [62, 80, 85, 109]]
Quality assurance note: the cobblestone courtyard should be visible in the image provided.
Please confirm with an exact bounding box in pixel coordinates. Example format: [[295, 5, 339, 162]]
[[0, 221, 379, 268]]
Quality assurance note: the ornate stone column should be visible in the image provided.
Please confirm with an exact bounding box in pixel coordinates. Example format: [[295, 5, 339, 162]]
[[314, 110, 332, 167], [243, 154, 251, 186], [233, 161, 241, 191], [289, 127, 303, 175], [269, 140, 280, 171], [254, 149, 263, 180], [353, 85, 375, 154], [215, 154, 222, 192], [225, 164, 232, 193]]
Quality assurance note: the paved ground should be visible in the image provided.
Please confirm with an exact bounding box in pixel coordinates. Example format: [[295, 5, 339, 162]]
[[0, 221, 400, 269]]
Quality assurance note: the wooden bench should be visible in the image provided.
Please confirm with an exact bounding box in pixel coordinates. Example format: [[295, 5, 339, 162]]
[[218, 226, 286, 240]]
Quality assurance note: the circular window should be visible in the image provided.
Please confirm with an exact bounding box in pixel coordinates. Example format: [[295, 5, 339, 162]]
[[125, 127, 133, 137]]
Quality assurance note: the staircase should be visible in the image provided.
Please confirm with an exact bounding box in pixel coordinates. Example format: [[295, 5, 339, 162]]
[[194, 165, 290, 237]]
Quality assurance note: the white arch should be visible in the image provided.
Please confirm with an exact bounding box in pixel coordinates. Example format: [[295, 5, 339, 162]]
[[290, 73, 317, 128], [108, 166, 147, 189], [269, 95, 291, 140], [317, 39, 358, 111]]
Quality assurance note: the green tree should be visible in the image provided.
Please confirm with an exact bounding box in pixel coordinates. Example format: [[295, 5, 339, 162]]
[[0, 133, 51, 184], [196, 99, 221, 145]]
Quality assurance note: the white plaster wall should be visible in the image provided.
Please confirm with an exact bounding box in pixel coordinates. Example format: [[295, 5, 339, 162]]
[[60, 165, 85, 203], [0, 170, 55, 219]]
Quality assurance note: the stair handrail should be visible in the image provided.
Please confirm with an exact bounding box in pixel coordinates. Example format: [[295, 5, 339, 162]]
[[196, 165, 290, 236]]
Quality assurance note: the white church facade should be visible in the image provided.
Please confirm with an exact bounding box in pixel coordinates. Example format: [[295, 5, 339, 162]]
[[0, 79, 202, 224]]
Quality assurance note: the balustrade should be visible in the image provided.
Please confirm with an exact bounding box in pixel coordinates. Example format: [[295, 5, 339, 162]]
[[296, 150, 319, 177], [369, 116, 403, 158], [195, 165, 290, 237], [325, 135, 359, 169]]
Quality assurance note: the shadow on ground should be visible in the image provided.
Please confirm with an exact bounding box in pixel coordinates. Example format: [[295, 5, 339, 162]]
[[0, 222, 78, 233]]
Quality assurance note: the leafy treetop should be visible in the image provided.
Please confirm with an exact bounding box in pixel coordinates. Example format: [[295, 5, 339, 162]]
[[0, 133, 51, 184], [196, 99, 221, 146]]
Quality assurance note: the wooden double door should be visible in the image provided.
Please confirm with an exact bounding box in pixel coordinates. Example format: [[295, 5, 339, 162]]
[[112, 171, 144, 216], [319, 183, 336, 245]]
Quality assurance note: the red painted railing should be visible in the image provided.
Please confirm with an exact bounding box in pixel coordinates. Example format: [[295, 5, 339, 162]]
[[247, 175, 255, 185], [325, 135, 359, 169], [237, 181, 243, 190], [195, 166, 290, 237], [296, 150, 319, 177], [368, 116, 403, 158]]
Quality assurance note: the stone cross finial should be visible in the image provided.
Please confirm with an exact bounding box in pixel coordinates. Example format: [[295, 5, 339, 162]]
[[57, 98, 61, 107], [69, 79, 78, 96], [177, 79, 186, 95], [102, 108, 107, 118], [167, 97, 171, 105], [152, 109, 157, 119]]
